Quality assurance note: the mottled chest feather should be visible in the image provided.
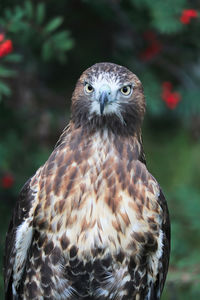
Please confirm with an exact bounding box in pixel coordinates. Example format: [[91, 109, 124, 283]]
[[28, 129, 164, 298]]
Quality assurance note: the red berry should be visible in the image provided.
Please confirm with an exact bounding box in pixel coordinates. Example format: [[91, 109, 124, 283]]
[[180, 15, 190, 24], [140, 41, 162, 61], [162, 82, 172, 91], [1, 174, 14, 189], [165, 93, 181, 109], [0, 33, 5, 43], [0, 40, 13, 58], [161, 82, 181, 110], [180, 9, 198, 24], [143, 31, 157, 42]]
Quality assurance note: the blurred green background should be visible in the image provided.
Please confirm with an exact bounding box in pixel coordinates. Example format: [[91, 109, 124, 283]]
[[0, 0, 200, 299]]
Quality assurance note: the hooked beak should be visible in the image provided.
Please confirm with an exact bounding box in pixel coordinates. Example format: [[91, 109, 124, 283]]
[[99, 91, 109, 115]]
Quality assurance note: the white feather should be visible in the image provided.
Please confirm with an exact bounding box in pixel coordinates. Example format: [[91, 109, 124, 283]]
[[13, 219, 33, 288]]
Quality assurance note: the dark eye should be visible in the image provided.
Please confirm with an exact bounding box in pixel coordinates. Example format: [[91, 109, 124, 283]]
[[85, 83, 94, 94], [120, 85, 131, 96]]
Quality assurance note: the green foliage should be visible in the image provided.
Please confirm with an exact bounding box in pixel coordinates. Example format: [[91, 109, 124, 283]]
[[140, 71, 166, 116], [0, 54, 21, 100], [1, 0, 74, 60], [0, 0, 74, 100], [136, 0, 186, 33]]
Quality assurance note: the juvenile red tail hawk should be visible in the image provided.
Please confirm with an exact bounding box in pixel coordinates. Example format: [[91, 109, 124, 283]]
[[4, 62, 170, 300]]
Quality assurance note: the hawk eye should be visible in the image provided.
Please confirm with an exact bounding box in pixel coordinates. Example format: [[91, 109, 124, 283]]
[[120, 85, 131, 96], [84, 83, 94, 94]]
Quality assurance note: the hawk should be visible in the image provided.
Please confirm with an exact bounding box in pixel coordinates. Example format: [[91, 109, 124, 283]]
[[4, 62, 170, 300]]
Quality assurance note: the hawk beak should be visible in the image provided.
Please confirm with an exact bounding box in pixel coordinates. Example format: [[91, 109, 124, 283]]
[[99, 91, 109, 115]]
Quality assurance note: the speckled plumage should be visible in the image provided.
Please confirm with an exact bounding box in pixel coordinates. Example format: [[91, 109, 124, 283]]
[[4, 62, 170, 300]]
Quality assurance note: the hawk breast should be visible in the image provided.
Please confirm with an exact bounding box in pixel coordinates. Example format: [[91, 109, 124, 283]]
[[32, 129, 164, 298]]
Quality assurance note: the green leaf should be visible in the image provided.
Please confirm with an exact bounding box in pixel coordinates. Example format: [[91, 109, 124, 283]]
[[44, 17, 63, 34], [4, 8, 12, 19], [57, 39, 74, 51], [36, 2, 45, 25], [8, 20, 27, 33], [14, 5, 25, 20], [51, 31, 70, 43], [41, 41, 53, 61], [50, 31, 74, 52], [150, 0, 186, 33], [24, 0, 33, 20], [0, 81, 11, 98], [0, 67, 16, 77], [3, 54, 22, 63]]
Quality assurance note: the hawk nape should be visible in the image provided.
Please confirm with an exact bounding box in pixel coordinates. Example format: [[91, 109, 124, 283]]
[[4, 62, 170, 300]]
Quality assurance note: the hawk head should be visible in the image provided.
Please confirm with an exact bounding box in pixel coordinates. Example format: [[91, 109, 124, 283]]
[[71, 62, 145, 135]]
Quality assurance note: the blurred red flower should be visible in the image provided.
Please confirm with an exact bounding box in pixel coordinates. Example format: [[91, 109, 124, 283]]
[[143, 31, 157, 42], [180, 9, 198, 24], [140, 42, 162, 61], [0, 33, 5, 43], [162, 82, 172, 90], [1, 174, 14, 189], [161, 81, 181, 109], [0, 40, 13, 58], [140, 31, 162, 61]]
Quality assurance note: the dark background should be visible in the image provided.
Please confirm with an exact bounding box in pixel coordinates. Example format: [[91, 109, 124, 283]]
[[0, 0, 200, 298]]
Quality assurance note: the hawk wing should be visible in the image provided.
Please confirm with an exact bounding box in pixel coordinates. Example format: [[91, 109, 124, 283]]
[[4, 174, 39, 299], [148, 188, 170, 299]]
